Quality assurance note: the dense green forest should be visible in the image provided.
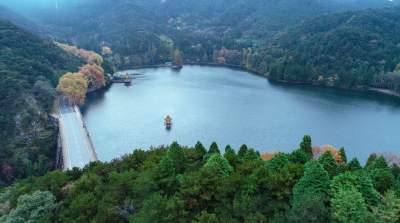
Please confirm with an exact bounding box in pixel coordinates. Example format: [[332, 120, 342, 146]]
[[0, 19, 83, 187], [0, 137, 399, 222]]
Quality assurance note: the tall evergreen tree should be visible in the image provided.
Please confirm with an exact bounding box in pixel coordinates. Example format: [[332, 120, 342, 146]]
[[293, 161, 330, 204], [195, 141, 207, 156], [167, 141, 187, 174], [208, 142, 220, 155], [238, 144, 248, 159], [300, 135, 313, 159], [204, 154, 233, 178], [339, 147, 347, 164], [318, 150, 339, 179]]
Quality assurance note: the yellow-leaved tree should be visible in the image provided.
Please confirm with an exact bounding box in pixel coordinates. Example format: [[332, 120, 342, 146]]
[[56, 72, 88, 104], [79, 64, 105, 88], [54, 42, 103, 66], [395, 63, 400, 71], [101, 46, 112, 55]]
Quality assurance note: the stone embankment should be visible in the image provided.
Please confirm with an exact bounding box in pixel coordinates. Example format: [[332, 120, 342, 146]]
[[50, 114, 71, 171]]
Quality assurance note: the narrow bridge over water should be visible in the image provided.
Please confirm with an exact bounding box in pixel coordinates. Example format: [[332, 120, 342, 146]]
[[58, 95, 97, 169]]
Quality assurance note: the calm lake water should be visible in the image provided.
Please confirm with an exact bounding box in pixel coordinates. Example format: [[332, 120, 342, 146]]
[[80, 65, 400, 164]]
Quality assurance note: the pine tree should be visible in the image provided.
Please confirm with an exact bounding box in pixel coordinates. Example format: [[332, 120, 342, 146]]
[[299, 135, 313, 159], [369, 168, 394, 195], [293, 161, 330, 204], [167, 141, 187, 174], [339, 147, 347, 164], [195, 141, 207, 156], [238, 144, 248, 159], [318, 150, 339, 178], [208, 142, 220, 155]]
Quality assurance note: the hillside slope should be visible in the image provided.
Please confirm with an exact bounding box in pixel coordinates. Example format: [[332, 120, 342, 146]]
[[0, 19, 82, 186], [0, 5, 66, 41]]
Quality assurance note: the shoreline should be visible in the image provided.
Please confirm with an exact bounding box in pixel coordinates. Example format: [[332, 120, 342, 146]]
[[105, 62, 400, 99]]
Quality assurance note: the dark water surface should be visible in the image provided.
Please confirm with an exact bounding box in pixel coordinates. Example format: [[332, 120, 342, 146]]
[[80, 65, 400, 164]]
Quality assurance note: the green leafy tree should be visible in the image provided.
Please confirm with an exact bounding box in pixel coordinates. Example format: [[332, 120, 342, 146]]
[[293, 161, 330, 204], [194, 211, 220, 223], [285, 193, 331, 223], [299, 135, 313, 159], [156, 156, 175, 178], [365, 153, 377, 167], [168, 141, 187, 174], [347, 157, 363, 170], [204, 154, 233, 178], [238, 144, 248, 159], [390, 163, 400, 179], [195, 141, 207, 156], [371, 190, 400, 223], [265, 152, 289, 171], [339, 147, 347, 164], [369, 168, 394, 195], [0, 190, 59, 222], [318, 150, 339, 178], [370, 156, 390, 171], [331, 187, 373, 223], [329, 171, 379, 206], [208, 142, 221, 155], [129, 194, 168, 223], [288, 149, 309, 165], [223, 146, 239, 168], [243, 148, 259, 161]]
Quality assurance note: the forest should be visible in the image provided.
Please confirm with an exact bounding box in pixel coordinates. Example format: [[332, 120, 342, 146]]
[[0, 136, 399, 222], [0, 19, 113, 187]]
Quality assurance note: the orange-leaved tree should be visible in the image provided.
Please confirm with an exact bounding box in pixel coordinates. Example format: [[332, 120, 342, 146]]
[[260, 151, 281, 161], [101, 46, 112, 55], [79, 64, 105, 89], [313, 145, 344, 165], [56, 72, 88, 104]]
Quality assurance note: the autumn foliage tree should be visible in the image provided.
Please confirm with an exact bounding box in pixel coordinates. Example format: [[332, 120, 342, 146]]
[[79, 64, 106, 89], [54, 42, 103, 65], [260, 151, 281, 161], [56, 72, 88, 104], [312, 145, 343, 165], [101, 46, 112, 55]]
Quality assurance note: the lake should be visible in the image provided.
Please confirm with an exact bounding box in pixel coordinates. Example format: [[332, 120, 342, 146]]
[[80, 65, 400, 164]]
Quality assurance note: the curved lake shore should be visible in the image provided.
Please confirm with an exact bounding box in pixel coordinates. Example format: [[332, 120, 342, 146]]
[[80, 65, 400, 164]]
